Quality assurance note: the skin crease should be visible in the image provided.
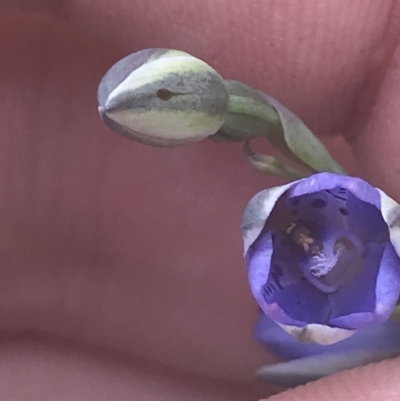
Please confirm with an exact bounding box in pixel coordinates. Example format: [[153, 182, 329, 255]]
[[2, 0, 400, 399]]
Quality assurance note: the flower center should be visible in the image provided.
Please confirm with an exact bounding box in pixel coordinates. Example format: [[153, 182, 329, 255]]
[[286, 220, 364, 293]]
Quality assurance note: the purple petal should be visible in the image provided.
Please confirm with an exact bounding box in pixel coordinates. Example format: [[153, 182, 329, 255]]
[[345, 190, 389, 244], [286, 188, 348, 230], [297, 224, 364, 293], [330, 243, 400, 328], [287, 173, 381, 209], [247, 232, 274, 310], [247, 232, 300, 325], [286, 186, 388, 244], [248, 232, 330, 326], [268, 232, 330, 324], [265, 280, 330, 325], [255, 314, 400, 361], [328, 244, 382, 328]]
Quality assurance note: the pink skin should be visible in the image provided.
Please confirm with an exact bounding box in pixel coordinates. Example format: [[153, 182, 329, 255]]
[[2, 0, 400, 399]]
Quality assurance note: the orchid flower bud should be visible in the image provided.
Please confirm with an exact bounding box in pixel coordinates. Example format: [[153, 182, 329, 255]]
[[98, 49, 229, 146], [242, 173, 400, 387], [98, 49, 347, 176]]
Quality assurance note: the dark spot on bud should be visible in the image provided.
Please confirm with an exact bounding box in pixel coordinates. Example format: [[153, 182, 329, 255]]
[[339, 207, 348, 216], [311, 198, 327, 208], [157, 88, 175, 101]]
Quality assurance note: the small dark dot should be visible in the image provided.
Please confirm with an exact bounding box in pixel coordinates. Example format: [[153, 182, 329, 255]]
[[274, 265, 283, 276], [156, 88, 175, 101], [339, 207, 348, 216], [291, 198, 300, 206], [311, 198, 327, 208]]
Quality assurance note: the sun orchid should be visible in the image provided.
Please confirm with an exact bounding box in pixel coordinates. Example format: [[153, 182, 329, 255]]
[[242, 172, 400, 386]]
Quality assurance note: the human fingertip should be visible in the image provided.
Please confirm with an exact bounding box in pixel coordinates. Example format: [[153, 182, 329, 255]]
[[261, 356, 400, 401]]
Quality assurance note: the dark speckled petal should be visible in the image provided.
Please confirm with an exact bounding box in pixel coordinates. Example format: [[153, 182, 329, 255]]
[[287, 172, 381, 209]]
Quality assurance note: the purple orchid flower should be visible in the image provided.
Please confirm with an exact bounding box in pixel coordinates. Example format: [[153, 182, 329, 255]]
[[242, 172, 400, 387]]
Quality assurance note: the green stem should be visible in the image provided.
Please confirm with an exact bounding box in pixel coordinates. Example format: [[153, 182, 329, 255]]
[[219, 80, 348, 175]]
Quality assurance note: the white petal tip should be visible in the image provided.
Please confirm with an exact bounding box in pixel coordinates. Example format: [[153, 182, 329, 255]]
[[277, 322, 355, 345]]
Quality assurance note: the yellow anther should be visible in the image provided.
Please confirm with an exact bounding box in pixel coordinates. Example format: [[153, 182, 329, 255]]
[[285, 221, 317, 253], [286, 222, 297, 234]]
